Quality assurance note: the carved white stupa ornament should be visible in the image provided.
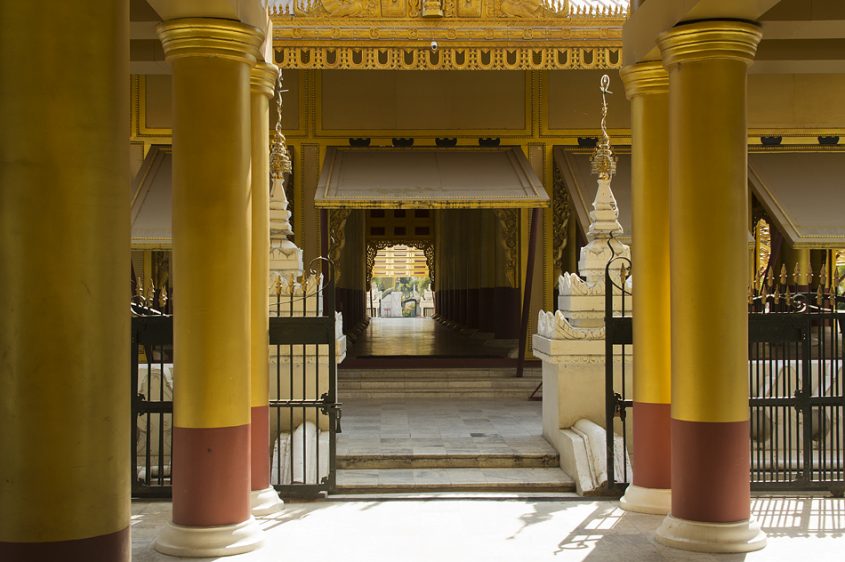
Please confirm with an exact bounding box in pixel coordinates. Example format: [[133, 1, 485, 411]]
[[269, 68, 303, 278], [577, 74, 630, 286], [539, 74, 631, 336]]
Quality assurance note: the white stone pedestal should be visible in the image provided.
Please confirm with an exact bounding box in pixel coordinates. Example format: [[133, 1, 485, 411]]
[[656, 515, 767, 553], [619, 484, 671, 515], [250, 486, 284, 516], [154, 517, 264, 557]]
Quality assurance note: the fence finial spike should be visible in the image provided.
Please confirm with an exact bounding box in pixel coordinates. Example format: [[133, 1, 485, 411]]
[[792, 262, 800, 286], [766, 267, 773, 289], [779, 263, 787, 286], [158, 285, 168, 310], [785, 285, 792, 307], [821, 261, 829, 288], [274, 274, 282, 297]]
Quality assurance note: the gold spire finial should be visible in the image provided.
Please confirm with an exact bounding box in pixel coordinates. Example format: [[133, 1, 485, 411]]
[[270, 69, 292, 180], [590, 74, 617, 180]]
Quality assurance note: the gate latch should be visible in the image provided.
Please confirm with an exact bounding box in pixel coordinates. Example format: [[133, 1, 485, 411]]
[[319, 392, 343, 434]]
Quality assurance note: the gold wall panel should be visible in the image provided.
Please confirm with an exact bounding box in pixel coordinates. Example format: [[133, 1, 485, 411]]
[[319, 70, 528, 134], [144, 74, 172, 129], [301, 144, 322, 267], [748, 74, 845, 135], [130, 72, 305, 141], [543, 69, 631, 133]]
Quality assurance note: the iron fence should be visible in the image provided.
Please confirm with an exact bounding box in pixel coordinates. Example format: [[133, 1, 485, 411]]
[[130, 260, 341, 500], [748, 269, 844, 495], [131, 313, 173, 498], [604, 261, 845, 496]]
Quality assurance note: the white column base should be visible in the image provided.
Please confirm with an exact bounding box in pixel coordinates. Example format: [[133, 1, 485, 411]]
[[655, 514, 767, 553], [251, 486, 284, 516], [153, 516, 265, 558], [619, 484, 671, 515]]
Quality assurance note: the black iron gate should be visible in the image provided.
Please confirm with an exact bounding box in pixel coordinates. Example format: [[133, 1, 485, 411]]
[[131, 313, 174, 498], [131, 263, 341, 499], [604, 265, 845, 496], [268, 262, 341, 498], [748, 284, 844, 495]]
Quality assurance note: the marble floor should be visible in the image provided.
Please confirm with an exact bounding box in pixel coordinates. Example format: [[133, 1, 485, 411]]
[[337, 398, 554, 460], [131, 496, 845, 561], [348, 317, 510, 358]]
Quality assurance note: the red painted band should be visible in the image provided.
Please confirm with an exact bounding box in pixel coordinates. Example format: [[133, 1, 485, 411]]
[[632, 401, 671, 489], [0, 527, 129, 562], [251, 406, 270, 491], [172, 424, 251, 527], [671, 418, 750, 523]]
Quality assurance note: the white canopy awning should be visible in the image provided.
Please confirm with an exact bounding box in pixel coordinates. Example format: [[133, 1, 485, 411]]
[[749, 150, 845, 249], [314, 147, 549, 209], [131, 145, 172, 248]]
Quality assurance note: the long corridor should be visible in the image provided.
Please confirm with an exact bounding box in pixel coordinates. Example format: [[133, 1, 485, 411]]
[[347, 317, 513, 359]]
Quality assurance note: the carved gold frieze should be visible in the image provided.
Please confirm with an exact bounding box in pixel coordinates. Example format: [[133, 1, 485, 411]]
[[328, 208, 351, 284], [552, 162, 571, 277], [274, 45, 621, 70], [269, 0, 625, 70], [270, 0, 626, 19], [494, 209, 519, 287]]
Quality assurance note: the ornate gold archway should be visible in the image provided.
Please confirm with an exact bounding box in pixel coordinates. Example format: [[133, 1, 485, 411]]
[[366, 239, 435, 287]]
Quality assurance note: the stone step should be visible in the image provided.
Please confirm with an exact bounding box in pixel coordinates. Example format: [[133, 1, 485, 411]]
[[339, 368, 541, 380], [338, 451, 558, 470], [335, 468, 575, 494], [340, 380, 541, 390], [338, 371, 542, 399], [339, 390, 541, 399]]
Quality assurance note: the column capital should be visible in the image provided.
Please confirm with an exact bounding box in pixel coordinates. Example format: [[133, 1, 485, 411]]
[[620, 61, 668, 99], [658, 20, 762, 67], [250, 62, 278, 99], [157, 18, 263, 65]]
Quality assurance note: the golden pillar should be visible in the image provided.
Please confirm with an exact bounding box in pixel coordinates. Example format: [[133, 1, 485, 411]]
[[248, 63, 285, 516], [657, 20, 766, 552], [619, 62, 672, 515], [0, 2, 130, 560], [154, 19, 265, 557]]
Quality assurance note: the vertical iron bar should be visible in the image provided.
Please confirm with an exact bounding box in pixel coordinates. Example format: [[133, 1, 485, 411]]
[[145, 351, 152, 487], [157, 344, 164, 486], [327, 266, 337, 491], [130, 321, 139, 495], [803, 315, 813, 483], [604, 263, 615, 491]]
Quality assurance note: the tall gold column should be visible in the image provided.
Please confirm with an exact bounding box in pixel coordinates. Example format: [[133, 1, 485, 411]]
[[154, 19, 265, 557], [619, 62, 672, 515], [248, 63, 285, 516], [0, 3, 129, 561], [0, 0, 130, 561], [657, 20, 766, 553]]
